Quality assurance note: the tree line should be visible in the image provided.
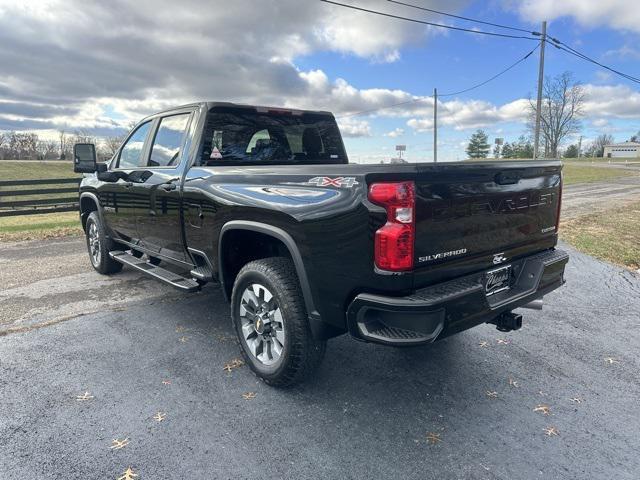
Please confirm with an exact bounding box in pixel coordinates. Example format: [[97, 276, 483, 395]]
[[0, 129, 126, 161]]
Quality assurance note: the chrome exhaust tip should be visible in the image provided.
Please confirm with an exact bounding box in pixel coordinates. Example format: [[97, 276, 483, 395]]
[[521, 299, 544, 310]]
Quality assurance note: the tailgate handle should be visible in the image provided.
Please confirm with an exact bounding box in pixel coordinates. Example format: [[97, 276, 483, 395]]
[[495, 171, 521, 185]]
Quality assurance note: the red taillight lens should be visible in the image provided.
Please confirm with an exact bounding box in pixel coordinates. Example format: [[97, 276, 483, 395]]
[[368, 181, 415, 271]]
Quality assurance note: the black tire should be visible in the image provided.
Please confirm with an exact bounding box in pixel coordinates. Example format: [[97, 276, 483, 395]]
[[85, 211, 123, 275], [230, 257, 326, 387]]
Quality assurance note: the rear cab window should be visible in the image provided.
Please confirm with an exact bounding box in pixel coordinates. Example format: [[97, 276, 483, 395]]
[[200, 107, 347, 166]]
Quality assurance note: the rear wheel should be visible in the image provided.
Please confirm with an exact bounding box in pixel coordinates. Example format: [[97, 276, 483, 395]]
[[85, 211, 122, 275], [231, 257, 326, 387]]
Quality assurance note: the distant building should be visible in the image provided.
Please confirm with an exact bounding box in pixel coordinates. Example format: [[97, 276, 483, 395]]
[[603, 141, 640, 158]]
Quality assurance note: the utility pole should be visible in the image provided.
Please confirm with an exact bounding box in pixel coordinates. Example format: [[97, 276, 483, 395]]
[[433, 87, 438, 163], [578, 135, 583, 158], [533, 21, 547, 159]]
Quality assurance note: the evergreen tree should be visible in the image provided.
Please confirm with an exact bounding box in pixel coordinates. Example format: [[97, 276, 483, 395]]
[[466, 129, 490, 158], [501, 142, 513, 158], [563, 144, 579, 158]]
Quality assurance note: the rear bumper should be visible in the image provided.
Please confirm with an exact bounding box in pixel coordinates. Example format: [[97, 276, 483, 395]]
[[346, 248, 569, 346]]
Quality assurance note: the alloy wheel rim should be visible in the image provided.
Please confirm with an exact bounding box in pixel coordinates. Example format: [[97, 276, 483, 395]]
[[88, 222, 100, 266], [239, 283, 285, 366]]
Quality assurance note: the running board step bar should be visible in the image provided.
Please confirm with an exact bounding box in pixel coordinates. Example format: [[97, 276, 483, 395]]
[[109, 250, 200, 292]]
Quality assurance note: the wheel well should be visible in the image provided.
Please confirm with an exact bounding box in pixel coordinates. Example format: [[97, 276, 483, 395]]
[[220, 229, 292, 299], [79, 196, 98, 231]]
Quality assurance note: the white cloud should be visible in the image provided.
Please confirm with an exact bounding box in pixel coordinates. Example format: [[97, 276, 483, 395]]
[[0, 0, 469, 134], [407, 98, 529, 131], [384, 128, 405, 138], [604, 45, 640, 60], [0, 0, 639, 144], [337, 117, 371, 138], [582, 84, 640, 118], [506, 0, 640, 32]]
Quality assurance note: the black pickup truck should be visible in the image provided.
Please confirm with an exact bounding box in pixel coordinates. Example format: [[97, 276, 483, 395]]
[[74, 101, 568, 386]]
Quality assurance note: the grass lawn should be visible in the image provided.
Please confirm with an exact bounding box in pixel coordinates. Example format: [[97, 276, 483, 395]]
[[562, 163, 639, 185], [561, 201, 640, 271], [0, 212, 82, 242], [0, 160, 79, 180]]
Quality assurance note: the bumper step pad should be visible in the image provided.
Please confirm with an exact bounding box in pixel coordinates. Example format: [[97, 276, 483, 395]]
[[109, 250, 200, 292], [348, 248, 569, 346]]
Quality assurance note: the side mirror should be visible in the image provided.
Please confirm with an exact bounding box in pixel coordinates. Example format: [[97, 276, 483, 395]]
[[73, 143, 97, 173]]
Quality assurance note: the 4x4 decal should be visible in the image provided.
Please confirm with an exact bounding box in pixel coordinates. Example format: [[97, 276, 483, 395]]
[[307, 176, 359, 188]]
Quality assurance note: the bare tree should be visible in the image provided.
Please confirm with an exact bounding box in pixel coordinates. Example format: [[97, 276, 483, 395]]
[[589, 134, 614, 157], [529, 72, 585, 158], [36, 140, 59, 160], [103, 134, 126, 158]]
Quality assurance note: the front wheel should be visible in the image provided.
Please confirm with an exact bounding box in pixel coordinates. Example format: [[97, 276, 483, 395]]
[[85, 211, 122, 275], [231, 257, 326, 387]]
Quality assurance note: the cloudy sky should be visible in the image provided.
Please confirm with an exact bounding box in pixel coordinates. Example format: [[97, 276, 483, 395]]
[[0, 0, 639, 161]]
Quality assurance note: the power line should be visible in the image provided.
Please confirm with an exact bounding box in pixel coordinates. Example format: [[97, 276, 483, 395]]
[[320, 0, 540, 41], [337, 45, 539, 118], [439, 44, 539, 97], [547, 36, 640, 84], [385, 0, 539, 35]]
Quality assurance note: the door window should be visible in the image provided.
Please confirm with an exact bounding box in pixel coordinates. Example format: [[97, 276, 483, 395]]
[[118, 121, 152, 169], [148, 113, 191, 167]]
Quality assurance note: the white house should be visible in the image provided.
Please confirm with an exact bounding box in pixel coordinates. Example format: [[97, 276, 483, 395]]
[[603, 141, 640, 158]]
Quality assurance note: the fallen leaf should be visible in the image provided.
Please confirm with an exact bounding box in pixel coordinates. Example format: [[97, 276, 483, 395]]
[[117, 467, 138, 480], [76, 391, 94, 401], [242, 392, 257, 400], [508, 378, 519, 388], [179, 336, 188, 343], [604, 357, 619, 365], [486, 391, 498, 398], [153, 412, 166, 422], [110, 438, 129, 450], [162, 380, 171, 385], [570, 397, 583, 404], [479, 341, 489, 347], [496, 339, 510, 345], [175, 325, 187, 333], [223, 358, 245, 372], [533, 404, 551, 415], [543, 426, 559, 436], [426, 432, 442, 445]]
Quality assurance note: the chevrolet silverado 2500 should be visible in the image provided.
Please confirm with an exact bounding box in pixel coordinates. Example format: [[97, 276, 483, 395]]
[[74, 102, 568, 386]]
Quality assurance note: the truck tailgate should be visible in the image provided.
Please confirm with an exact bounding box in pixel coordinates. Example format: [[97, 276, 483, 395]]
[[413, 161, 562, 274]]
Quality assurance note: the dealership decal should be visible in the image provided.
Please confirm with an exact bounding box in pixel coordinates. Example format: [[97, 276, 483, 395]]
[[307, 176, 359, 188]]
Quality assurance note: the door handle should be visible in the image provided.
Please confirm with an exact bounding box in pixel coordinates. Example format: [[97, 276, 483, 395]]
[[159, 183, 177, 191], [123, 181, 133, 188]]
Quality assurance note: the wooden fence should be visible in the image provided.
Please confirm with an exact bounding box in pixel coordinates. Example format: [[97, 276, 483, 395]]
[[0, 178, 80, 217]]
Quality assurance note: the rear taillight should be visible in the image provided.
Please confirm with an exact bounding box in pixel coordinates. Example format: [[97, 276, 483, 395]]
[[368, 181, 415, 271], [555, 171, 563, 232]]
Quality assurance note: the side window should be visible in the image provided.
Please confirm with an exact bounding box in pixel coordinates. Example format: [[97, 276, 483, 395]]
[[148, 113, 191, 167], [118, 121, 152, 169]]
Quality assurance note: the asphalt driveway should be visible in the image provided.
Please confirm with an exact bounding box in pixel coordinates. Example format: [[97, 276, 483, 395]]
[[0, 239, 639, 479]]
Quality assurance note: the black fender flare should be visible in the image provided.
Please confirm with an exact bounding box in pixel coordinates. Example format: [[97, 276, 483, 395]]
[[79, 192, 103, 230], [218, 220, 325, 335]]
